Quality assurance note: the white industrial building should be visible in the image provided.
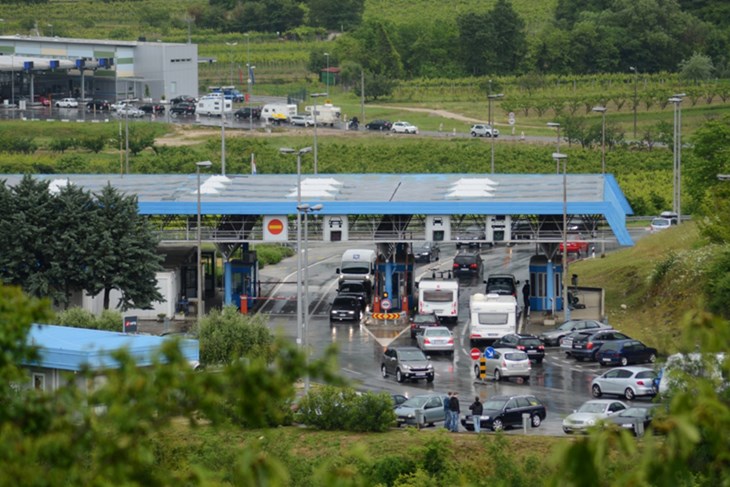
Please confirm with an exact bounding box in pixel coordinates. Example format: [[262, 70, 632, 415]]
[[0, 35, 198, 104]]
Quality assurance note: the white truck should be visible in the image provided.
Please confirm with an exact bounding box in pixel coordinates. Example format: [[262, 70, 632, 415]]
[[304, 103, 341, 127], [468, 293, 518, 346], [417, 279, 459, 323], [196, 95, 232, 116], [336, 249, 377, 288], [261, 103, 297, 123]]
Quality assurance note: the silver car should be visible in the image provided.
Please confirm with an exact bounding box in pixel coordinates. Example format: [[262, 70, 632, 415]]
[[562, 399, 628, 434], [474, 348, 531, 382], [560, 330, 593, 356], [394, 393, 449, 427], [416, 326, 454, 355], [591, 366, 658, 400], [540, 319, 611, 346]]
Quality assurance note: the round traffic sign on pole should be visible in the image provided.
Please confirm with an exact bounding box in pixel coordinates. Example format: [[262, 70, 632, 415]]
[[485, 346, 496, 359], [470, 348, 482, 360], [381, 298, 392, 310]]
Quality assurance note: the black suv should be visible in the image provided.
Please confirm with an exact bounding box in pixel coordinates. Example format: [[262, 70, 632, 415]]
[[337, 280, 371, 311], [571, 330, 632, 361], [484, 273, 519, 298], [460, 394, 547, 432], [234, 107, 262, 120], [492, 333, 545, 363], [170, 102, 196, 116], [329, 296, 362, 324], [452, 252, 483, 276], [86, 99, 110, 111], [413, 242, 440, 263], [381, 346, 434, 383], [409, 312, 441, 339], [365, 119, 392, 131]]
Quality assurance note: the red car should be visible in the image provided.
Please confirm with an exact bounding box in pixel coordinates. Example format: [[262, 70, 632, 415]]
[[559, 240, 590, 255]]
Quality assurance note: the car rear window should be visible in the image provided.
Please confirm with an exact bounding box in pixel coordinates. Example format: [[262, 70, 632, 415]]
[[425, 328, 450, 337], [412, 314, 437, 324], [454, 256, 476, 265], [636, 370, 657, 379], [339, 283, 365, 293], [504, 351, 528, 361], [521, 338, 542, 347]]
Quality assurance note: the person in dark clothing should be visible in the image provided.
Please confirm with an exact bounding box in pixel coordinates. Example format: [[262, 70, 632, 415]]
[[522, 281, 531, 317], [448, 392, 460, 432], [443, 392, 452, 431], [469, 397, 484, 433]]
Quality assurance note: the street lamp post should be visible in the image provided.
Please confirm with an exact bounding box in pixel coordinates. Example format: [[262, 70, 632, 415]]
[[553, 152, 570, 322], [279, 147, 312, 363], [220, 99, 227, 175], [592, 105, 608, 257], [629, 66, 638, 139], [225, 41, 238, 85], [47, 23, 53, 37], [196, 161, 213, 323], [310, 92, 328, 174], [324, 53, 330, 96], [547, 122, 561, 173], [488, 93, 504, 173], [298, 202, 323, 393], [669, 94, 685, 223], [246, 33, 254, 132]]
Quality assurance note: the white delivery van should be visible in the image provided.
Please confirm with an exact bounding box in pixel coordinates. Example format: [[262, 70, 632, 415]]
[[304, 103, 341, 126], [417, 279, 459, 323], [196, 95, 232, 116], [468, 293, 518, 346], [336, 249, 377, 288], [261, 103, 297, 123]]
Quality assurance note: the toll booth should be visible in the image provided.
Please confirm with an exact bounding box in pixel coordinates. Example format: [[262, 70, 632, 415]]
[[528, 254, 564, 313], [224, 251, 259, 312], [426, 215, 450, 242], [486, 215, 511, 243], [324, 215, 348, 241], [374, 243, 415, 312]]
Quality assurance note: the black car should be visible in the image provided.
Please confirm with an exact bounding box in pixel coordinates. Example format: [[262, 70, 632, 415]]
[[337, 280, 371, 311], [455, 226, 485, 249], [413, 242, 440, 263], [234, 107, 262, 120], [460, 394, 547, 432], [606, 405, 660, 437], [365, 119, 392, 131], [492, 333, 545, 363], [170, 95, 197, 105], [329, 296, 362, 323], [86, 99, 110, 111], [596, 339, 658, 367], [170, 102, 196, 116], [139, 103, 165, 114], [452, 252, 483, 277], [484, 273, 519, 298], [571, 330, 632, 361], [409, 312, 441, 339]]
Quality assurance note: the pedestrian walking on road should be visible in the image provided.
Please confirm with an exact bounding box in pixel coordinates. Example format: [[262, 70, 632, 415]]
[[444, 392, 452, 431], [522, 281, 531, 317], [469, 396, 483, 433], [449, 392, 461, 432]]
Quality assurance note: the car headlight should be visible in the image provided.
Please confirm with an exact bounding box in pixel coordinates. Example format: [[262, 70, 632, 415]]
[[587, 419, 596, 426], [427, 364, 434, 370], [407, 413, 414, 419], [347, 310, 355, 315], [484, 416, 490, 421], [402, 364, 411, 370], [330, 310, 337, 315], [621, 423, 633, 428]]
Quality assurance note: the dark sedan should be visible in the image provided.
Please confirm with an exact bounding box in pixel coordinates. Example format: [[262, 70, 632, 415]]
[[86, 99, 110, 111], [571, 330, 632, 361], [139, 103, 165, 114], [365, 119, 392, 131], [413, 242, 440, 263], [329, 296, 362, 324], [409, 312, 441, 339], [492, 333, 545, 363], [460, 394, 546, 432], [170, 102, 196, 116], [596, 339, 658, 367], [234, 107, 262, 120], [606, 405, 661, 437]]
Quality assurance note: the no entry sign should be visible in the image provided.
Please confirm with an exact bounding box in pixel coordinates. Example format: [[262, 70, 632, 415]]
[[470, 348, 481, 360]]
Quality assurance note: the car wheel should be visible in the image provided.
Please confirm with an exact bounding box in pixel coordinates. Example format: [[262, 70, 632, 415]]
[[471, 132, 477, 137], [491, 418, 504, 432], [648, 353, 657, 363], [494, 369, 502, 381], [531, 415, 542, 427], [381, 364, 387, 378], [563, 428, 572, 435], [396, 369, 404, 383], [522, 376, 530, 382], [591, 384, 602, 398], [426, 374, 434, 383], [620, 357, 629, 366], [624, 388, 635, 401]]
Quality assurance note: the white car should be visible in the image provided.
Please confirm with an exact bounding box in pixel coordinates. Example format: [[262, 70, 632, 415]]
[[562, 399, 628, 434], [416, 326, 454, 355], [116, 105, 145, 118], [650, 217, 671, 232], [474, 348, 531, 382], [470, 124, 499, 137], [55, 98, 79, 108], [111, 99, 136, 112], [290, 114, 315, 127], [591, 366, 657, 400], [391, 121, 419, 134]]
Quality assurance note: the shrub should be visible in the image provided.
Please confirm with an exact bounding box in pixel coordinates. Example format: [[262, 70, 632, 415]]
[[0, 134, 37, 153], [55, 307, 96, 328], [255, 244, 295, 267], [79, 136, 106, 153], [98, 309, 123, 331], [197, 306, 275, 365], [296, 386, 395, 432], [650, 252, 677, 288], [49, 137, 76, 153]]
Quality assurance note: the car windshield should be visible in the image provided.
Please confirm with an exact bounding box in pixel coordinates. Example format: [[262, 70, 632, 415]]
[[425, 328, 450, 337], [483, 398, 508, 410], [618, 407, 648, 418], [339, 283, 365, 293], [558, 321, 581, 331], [504, 352, 529, 361], [333, 297, 356, 307], [578, 402, 608, 414], [399, 350, 427, 361], [652, 218, 671, 227], [401, 396, 430, 408], [341, 264, 369, 274]]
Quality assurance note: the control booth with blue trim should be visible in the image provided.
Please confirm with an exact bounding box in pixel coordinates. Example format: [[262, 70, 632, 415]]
[[1, 172, 633, 315]]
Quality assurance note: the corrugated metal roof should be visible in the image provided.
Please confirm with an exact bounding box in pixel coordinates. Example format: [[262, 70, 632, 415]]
[[24, 324, 199, 372]]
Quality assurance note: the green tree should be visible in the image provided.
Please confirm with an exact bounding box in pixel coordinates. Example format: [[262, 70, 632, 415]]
[[307, 0, 364, 31], [197, 306, 275, 366], [456, 12, 494, 76], [685, 115, 730, 211], [679, 52, 714, 84], [364, 71, 397, 100], [489, 0, 527, 74], [84, 184, 163, 310]]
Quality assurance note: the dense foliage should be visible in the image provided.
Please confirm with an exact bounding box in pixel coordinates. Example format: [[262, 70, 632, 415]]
[[295, 385, 395, 432]]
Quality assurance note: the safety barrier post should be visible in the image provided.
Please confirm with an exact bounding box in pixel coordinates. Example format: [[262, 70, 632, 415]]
[[240, 295, 248, 314], [373, 296, 381, 313], [479, 356, 487, 380], [401, 296, 409, 319]]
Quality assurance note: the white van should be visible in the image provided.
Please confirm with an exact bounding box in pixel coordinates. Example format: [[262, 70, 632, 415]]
[[417, 279, 459, 323], [261, 103, 297, 123], [336, 249, 377, 287], [468, 293, 518, 346], [304, 103, 341, 126], [196, 95, 232, 116]]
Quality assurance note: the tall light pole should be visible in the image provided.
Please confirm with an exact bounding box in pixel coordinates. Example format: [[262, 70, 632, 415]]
[[225, 41, 237, 85], [629, 66, 638, 139], [298, 202, 323, 393], [310, 92, 328, 174], [554, 152, 570, 322], [220, 98, 227, 175], [547, 122, 561, 173], [488, 93, 503, 173], [279, 147, 312, 361], [196, 160, 213, 323], [592, 105, 608, 257], [246, 33, 254, 132], [669, 94, 685, 223], [324, 52, 330, 95]]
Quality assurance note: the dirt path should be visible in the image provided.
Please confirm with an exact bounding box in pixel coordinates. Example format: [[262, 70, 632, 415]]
[[155, 124, 363, 147], [368, 105, 483, 124]]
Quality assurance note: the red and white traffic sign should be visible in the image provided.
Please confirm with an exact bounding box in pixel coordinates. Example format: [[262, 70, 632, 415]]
[[470, 348, 481, 360], [381, 298, 392, 310]]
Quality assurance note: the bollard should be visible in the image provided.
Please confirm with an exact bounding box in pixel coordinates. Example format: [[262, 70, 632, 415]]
[[522, 413, 530, 434], [415, 409, 424, 430], [240, 295, 248, 314], [635, 420, 645, 437], [479, 356, 487, 380]]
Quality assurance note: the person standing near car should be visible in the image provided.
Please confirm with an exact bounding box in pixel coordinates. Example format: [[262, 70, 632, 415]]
[[449, 392, 460, 432], [469, 396, 483, 433], [522, 281, 531, 317], [443, 392, 452, 431]]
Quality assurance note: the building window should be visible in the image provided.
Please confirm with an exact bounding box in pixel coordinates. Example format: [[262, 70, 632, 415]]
[[33, 373, 45, 391]]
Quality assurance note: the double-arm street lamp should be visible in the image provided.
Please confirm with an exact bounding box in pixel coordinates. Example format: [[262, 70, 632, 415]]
[[279, 147, 312, 360], [669, 94, 685, 223], [310, 92, 328, 174], [196, 160, 213, 323], [547, 122, 561, 173], [488, 93, 503, 173], [592, 105, 608, 257], [324, 52, 330, 96], [553, 152, 570, 322]]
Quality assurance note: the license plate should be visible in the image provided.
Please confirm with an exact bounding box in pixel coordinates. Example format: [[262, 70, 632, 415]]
[[487, 333, 498, 337], [601, 358, 611, 363], [414, 373, 425, 377]]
